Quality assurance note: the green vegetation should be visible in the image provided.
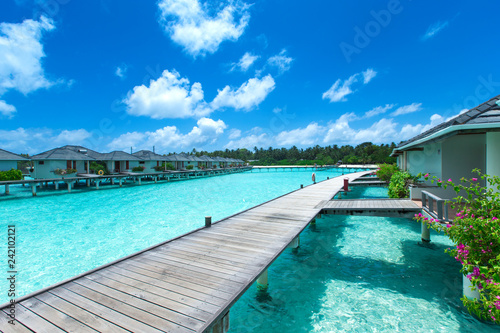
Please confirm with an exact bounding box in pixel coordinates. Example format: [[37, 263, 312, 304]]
[[53, 168, 77, 175], [132, 166, 145, 172], [0, 169, 22, 181], [153, 163, 175, 171], [377, 164, 400, 182], [416, 170, 500, 323], [183, 142, 396, 165], [90, 161, 108, 175], [186, 165, 194, 170], [388, 171, 416, 198]]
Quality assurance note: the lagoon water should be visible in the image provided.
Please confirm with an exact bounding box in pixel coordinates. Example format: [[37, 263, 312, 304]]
[[1, 170, 497, 331]]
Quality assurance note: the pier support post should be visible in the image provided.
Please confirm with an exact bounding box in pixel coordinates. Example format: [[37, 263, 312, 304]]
[[5, 184, 9, 195], [205, 216, 212, 228], [209, 311, 230, 333], [257, 269, 268, 291], [66, 181, 73, 193], [119, 179, 123, 187], [31, 184, 37, 196], [95, 180, 101, 190], [288, 236, 300, 250], [463, 274, 480, 300], [86, 179, 90, 187], [138, 177, 142, 185], [55, 182, 59, 190], [421, 222, 431, 243], [111, 178, 115, 185], [154, 177, 157, 183]]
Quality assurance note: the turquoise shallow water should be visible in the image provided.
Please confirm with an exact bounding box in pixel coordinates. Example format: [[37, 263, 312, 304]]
[[228, 187, 499, 332], [1, 171, 498, 331], [0, 169, 350, 303]]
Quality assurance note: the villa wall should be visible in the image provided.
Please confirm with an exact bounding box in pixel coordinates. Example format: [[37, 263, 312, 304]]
[[405, 142, 442, 179], [0, 161, 18, 171], [486, 132, 500, 190]]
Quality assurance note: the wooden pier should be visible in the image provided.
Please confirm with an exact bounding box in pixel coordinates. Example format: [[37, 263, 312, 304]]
[[0, 171, 375, 332], [319, 199, 422, 218], [0, 167, 251, 197]]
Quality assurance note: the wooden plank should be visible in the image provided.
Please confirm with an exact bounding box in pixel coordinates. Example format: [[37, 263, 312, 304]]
[[71, 278, 210, 327], [49, 286, 169, 333], [136, 255, 250, 285], [21, 296, 103, 333], [105, 265, 233, 302], [118, 260, 243, 294], [0, 308, 38, 333]]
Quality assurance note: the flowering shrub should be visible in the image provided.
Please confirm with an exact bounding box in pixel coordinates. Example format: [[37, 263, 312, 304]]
[[53, 168, 77, 175], [415, 169, 500, 323]]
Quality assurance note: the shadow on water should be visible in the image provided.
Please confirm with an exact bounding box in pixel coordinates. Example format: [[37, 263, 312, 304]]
[[229, 214, 500, 333]]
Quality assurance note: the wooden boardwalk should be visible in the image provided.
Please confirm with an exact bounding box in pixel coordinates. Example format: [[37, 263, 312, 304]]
[[1, 171, 373, 333], [319, 199, 421, 218]]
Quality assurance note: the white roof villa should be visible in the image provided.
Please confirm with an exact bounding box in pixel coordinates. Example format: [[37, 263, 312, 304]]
[[0, 148, 29, 171], [392, 94, 500, 197]]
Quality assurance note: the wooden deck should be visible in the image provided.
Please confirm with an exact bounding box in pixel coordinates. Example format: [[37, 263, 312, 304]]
[[319, 199, 422, 218], [1, 171, 373, 332]]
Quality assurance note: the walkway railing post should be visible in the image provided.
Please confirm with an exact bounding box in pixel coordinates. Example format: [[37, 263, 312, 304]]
[[205, 216, 212, 228]]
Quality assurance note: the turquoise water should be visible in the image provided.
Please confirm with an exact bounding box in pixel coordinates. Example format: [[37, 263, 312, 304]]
[[1, 172, 497, 331], [229, 187, 499, 332], [0, 169, 351, 303]]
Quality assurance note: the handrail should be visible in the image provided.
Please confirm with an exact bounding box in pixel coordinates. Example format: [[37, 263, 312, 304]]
[[421, 190, 451, 222]]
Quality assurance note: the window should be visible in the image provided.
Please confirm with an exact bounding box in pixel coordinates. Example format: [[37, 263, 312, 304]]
[[39, 161, 44, 165], [139, 161, 145, 165]]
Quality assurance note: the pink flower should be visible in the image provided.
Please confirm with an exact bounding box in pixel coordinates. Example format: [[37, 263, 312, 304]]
[[448, 179, 452, 182], [493, 217, 498, 221], [472, 178, 478, 182], [424, 173, 429, 177], [446, 224, 451, 228], [438, 179, 442, 183]]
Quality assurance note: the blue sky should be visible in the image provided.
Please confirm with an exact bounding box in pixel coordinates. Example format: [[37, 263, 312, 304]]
[[1, 0, 499, 155]]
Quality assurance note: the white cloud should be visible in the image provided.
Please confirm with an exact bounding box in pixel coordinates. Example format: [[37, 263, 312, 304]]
[[211, 74, 275, 111], [363, 104, 394, 118], [0, 16, 55, 96], [108, 117, 227, 151], [232, 52, 259, 72], [224, 133, 270, 150], [0, 128, 92, 154], [391, 103, 423, 116], [362, 68, 377, 84], [0, 100, 16, 118], [354, 118, 398, 143], [323, 113, 358, 143], [400, 114, 444, 139], [115, 65, 127, 79], [123, 69, 210, 119], [422, 21, 449, 40], [275, 123, 325, 146], [158, 0, 250, 57], [228, 128, 241, 140], [266, 49, 293, 74], [322, 68, 376, 103]]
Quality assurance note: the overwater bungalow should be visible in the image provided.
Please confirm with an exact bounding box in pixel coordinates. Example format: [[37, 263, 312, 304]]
[[31, 147, 96, 178], [392, 94, 500, 198], [166, 153, 191, 170], [100, 151, 142, 174], [132, 150, 171, 172], [0, 148, 28, 172], [197, 155, 215, 169]]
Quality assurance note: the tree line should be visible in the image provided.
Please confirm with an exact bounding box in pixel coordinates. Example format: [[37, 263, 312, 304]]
[[188, 142, 397, 165]]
